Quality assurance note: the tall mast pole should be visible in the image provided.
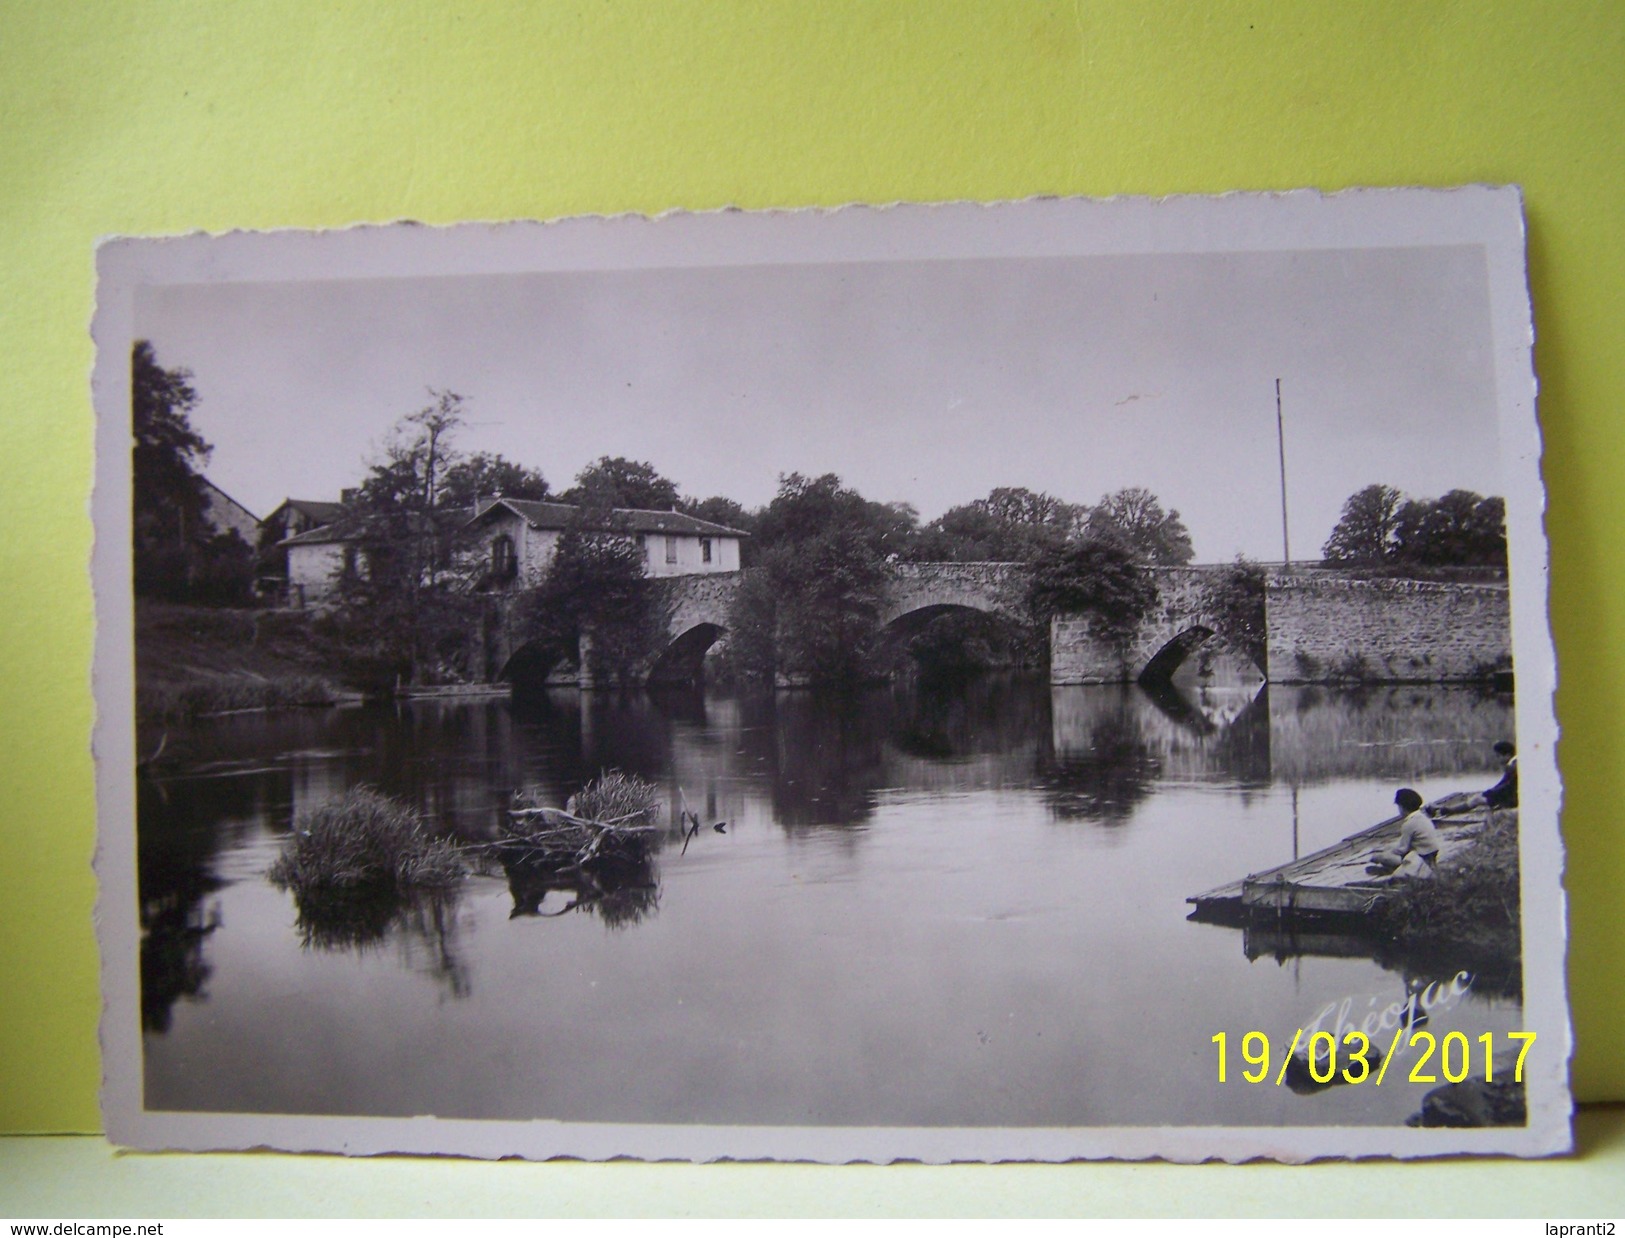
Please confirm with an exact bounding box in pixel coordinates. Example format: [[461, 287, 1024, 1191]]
[[1275, 378, 1291, 566]]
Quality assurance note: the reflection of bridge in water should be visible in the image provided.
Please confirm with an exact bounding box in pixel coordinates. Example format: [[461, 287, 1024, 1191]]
[[493, 560, 1511, 692], [529, 679, 1510, 835], [136, 676, 1514, 1032]]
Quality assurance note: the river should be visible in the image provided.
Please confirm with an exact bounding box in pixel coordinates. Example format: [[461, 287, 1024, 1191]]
[[137, 677, 1522, 1129]]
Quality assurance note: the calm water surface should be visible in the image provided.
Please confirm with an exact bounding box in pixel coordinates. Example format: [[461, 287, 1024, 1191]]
[[139, 678, 1520, 1127]]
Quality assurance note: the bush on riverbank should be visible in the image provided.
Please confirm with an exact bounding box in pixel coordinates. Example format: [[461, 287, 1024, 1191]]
[[1372, 808, 1522, 995], [138, 674, 337, 724], [268, 788, 466, 895], [136, 601, 351, 728]]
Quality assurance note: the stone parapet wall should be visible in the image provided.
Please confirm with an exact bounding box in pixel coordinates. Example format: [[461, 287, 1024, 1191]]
[[884, 561, 1030, 625], [1264, 575, 1510, 683], [659, 570, 742, 635]]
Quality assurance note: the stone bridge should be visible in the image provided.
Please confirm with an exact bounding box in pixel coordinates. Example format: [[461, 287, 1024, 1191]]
[[1047, 566, 1229, 684], [494, 561, 1511, 689]]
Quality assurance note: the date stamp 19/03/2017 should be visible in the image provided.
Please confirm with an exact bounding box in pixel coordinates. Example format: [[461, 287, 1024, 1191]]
[[1211, 1029, 1537, 1088]]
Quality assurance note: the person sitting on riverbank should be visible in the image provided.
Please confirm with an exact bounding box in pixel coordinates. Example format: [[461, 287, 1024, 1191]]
[[1477, 741, 1518, 810], [1369, 788, 1442, 877]]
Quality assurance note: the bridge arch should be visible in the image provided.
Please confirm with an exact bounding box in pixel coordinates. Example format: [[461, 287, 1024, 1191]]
[[882, 600, 1000, 638], [1137, 624, 1217, 686], [647, 621, 727, 687], [881, 562, 1031, 627], [499, 636, 577, 692]]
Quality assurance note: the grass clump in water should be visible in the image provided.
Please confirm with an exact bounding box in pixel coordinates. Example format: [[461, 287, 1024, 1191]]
[[268, 787, 466, 896], [502, 771, 662, 870], [562, 770, 662, 825]]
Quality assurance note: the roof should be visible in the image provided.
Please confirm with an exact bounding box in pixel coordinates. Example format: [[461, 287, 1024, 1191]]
[[201, 478, 260, 523], [280, 521, 357, 547], [279, 509, 456, 548], [267, 498, 346, 526], [471, 498, 749, 538]]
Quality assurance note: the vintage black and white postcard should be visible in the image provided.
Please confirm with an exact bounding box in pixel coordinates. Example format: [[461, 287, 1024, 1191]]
[[93, 190, 1571, 1161]]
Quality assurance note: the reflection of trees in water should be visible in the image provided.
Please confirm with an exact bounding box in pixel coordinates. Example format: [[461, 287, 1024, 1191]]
[[1038, 688, 1159, 824], [286, 886, 472, 998], [879, 676, 1049, 801], [499, 838, 661, 931], [758, 677, 1273, 829], [140, 875, 222, 1034], [888, 675, 1047, 761], [769, 690, 888, 828], [762, 678, 1054, 829], [138, 774, 265, 1033], [505, 690, 680, 836], [1268, 685, 1514, 784]]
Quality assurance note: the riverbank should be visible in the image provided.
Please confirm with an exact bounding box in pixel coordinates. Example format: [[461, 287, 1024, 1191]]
[[1373, 807, 1522, 996], [135, 601, 353, 727]]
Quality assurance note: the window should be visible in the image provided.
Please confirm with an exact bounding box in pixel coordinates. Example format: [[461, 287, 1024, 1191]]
[[665, 534, 678, 564], [701, 537, 712, 564], [491, 534, 517, 581]]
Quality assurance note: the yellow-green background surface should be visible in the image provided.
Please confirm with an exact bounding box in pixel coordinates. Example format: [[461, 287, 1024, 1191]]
[[3, 0, 1623, 1212]]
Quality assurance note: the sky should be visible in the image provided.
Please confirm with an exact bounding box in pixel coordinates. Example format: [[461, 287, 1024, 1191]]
[[136, 244, 1504, 563]]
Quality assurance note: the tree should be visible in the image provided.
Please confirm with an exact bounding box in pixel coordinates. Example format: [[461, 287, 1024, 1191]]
[[526, 516, 666, 685], [907, 610, 1008, 679], [1394, 490, 1507, 567], [679, 495, 754, 531], [1027, 538, 1160, 652], [560, 456, 680, 512], [1322, 484, 1507, 570], [978, 486, 1073, 530], [440, 452, 550, 510], [912, 486, 1077, 563], [1201, 557, 1268, 672], [1083, 488, 1194, 565], [325, 391, 482, 686], [131, 341, 211, 598], [1321, 483, 1403, 565], [728, 473, 899, 684]]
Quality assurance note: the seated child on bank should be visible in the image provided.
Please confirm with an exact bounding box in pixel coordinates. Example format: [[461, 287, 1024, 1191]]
[[1369, 787, 1442, 877]]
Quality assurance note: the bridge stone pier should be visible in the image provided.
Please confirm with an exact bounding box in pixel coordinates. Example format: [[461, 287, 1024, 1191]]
[[1048, 567, 1231, 685]]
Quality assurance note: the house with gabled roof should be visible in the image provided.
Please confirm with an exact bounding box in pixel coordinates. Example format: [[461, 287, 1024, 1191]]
[[261, 497, 348, 546], [278, 519, 367, 608], [464, 499, 746, 591], [277, 497, 747, 608], [258, 496, 352, 605], [199, 478, 261, 544]]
